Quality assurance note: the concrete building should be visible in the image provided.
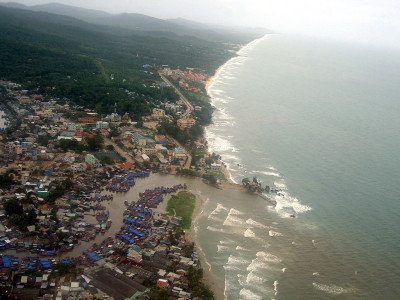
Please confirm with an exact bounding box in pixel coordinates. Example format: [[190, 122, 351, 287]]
[[96, 121, 109, 129]]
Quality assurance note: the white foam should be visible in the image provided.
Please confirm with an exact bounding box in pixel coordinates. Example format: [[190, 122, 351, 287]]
[[219, 239, 235, 245], [208, 203, 228, 220], [217, 245, 230, 252], [254, 170, 281, 177], [246, 258, 274, 272], [227, 255, 250, 266], [269, 230, 284, 237], [223, 208, 245, 226], [246, 218, 268, 229], [246, 271, 265, 284], [256, 251, 282, 264], [273, 181, 312, 218], [223, 214, 245, 226], [239, 288, 262, 300], [236, 246, 251, 251], [207, 226, 225, 232], [312, 282, 357, 295], [244, 228, 256, 238]]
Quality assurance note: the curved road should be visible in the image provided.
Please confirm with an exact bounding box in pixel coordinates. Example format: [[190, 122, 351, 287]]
[[158, 72, 194, 118]]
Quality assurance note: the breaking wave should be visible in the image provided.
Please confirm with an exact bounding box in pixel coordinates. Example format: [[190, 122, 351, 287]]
[[313, 282, 357, 295]]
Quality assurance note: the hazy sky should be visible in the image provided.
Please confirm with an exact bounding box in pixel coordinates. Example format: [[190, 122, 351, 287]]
[[3, 0, 400, 48]]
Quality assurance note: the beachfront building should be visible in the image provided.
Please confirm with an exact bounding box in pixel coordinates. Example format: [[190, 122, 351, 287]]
[[177, 118, 196, 130]]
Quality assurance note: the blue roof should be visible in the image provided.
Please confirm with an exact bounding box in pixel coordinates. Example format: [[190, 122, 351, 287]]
[[60, 131, 76, 137], [131, 132, 146, 140]]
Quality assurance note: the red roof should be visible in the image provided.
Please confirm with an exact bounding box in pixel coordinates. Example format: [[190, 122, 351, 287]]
[[119, 162, 134, 169]]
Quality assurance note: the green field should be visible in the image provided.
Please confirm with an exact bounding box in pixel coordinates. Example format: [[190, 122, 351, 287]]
[[167, 191, 196, 229]]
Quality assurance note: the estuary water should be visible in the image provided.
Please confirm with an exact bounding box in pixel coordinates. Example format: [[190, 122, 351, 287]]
[[200, 35, 400, 299]]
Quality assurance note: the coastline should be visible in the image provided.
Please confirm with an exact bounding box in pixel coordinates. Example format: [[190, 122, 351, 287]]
[[186, 193, 226, 300], [189, 36, 268, 299]]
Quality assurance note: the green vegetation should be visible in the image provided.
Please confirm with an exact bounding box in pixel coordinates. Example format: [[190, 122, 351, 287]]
[[166, 191, 196, 229], [158, 120, 204, 147], [206, 170, 225, 179], [0, 173, 15, 189], [176, 168, 200, 177], [0, 6, 243, 118], [186, 266, 214, 299]]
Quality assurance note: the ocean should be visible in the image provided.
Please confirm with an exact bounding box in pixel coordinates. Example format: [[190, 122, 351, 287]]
[[196, 34, 400, 299]]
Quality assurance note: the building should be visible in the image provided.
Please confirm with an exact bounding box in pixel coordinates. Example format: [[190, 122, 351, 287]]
[[155, 135, 169, 145], [131, 132, 155, 147], [131, 132, 147, 146], [172, 148, 187, 160], [151, 108, 165, 119], [127, 246, 143, 263], [96, 121, 109, 129], [142, 148, 157, 156], [156, 279, 169, 290], [177, 118, 196, 130]]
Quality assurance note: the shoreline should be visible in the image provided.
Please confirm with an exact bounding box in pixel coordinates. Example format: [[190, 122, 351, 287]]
[[186, 192, 226, 300], [187, 36, 268, 299]]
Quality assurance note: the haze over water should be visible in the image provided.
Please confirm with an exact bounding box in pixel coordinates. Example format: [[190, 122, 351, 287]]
[[200, 34, 400, 299]]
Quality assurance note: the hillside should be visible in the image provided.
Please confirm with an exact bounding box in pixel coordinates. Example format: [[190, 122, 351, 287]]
[[0, 4, 265, 118], [1, 2, 269, 44]]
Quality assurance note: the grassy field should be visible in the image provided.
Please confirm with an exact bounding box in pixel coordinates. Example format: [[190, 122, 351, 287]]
[[206, 170, 225, 179], [166, 191, 196, 229]]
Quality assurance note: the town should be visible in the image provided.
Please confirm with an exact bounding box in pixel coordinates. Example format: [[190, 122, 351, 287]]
[[0, 76, 223, 300]]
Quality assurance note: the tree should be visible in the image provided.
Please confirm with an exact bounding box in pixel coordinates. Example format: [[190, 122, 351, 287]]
[[86, 135, 104, 151], [4, 198, 23, 216], [0, 173, 14, 189]]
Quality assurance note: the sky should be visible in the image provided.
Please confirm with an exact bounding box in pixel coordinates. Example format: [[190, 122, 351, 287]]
[[3, 0, 400, 48]]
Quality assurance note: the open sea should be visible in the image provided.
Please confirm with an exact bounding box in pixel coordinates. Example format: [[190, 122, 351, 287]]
[[196, 34, 400, 299]]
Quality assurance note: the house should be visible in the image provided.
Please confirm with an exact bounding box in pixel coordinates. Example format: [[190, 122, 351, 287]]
[[127, 247, 142, 263], [156, 279, 169, 290], [177, 118, 196, 130]]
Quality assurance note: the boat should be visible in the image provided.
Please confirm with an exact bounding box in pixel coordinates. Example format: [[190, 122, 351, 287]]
[[106, 219, 112, 228], [101, 223, 106, 233], [39, 250, 57, 256]]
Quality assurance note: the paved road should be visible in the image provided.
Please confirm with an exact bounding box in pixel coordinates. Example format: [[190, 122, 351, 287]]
[[158, 72, 194, 118]]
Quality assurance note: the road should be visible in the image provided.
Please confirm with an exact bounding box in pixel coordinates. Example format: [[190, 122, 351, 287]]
[[166, 134, 192, 169], [158, 71, 194, 118]]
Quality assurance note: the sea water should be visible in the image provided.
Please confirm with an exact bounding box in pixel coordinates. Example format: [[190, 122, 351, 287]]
[[199, 35, 400, 299]]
